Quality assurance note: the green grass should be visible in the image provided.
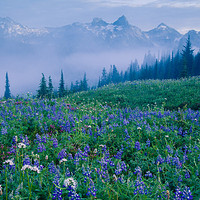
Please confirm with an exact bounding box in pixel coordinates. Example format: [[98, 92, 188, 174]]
[[0, 77, 199, 199], [70, 76, 200, 110]]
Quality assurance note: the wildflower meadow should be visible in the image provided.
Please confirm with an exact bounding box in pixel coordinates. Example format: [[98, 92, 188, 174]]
[[0, 79, 200, 199]]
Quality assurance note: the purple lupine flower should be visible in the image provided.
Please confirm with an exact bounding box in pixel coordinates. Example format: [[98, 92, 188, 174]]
[[34, 159, 39, 167], [1, 127, 7, 135], [185, 171, 190, 179], [121, 161, 127, 171], [37, 143, 46, 153], [157, 154, 165, 164], [82, 166, 92, 183], [174, 186, 182, 199], [52, 174, 62, 200], [196, 170, 199, 177], [10, 145, 16, 154], [66, 185, 81, 200], [48, 161, 56, 174], [145, 171, 153, 178], [166, 145, 173, 154], [86, 179, 97, 197], [23, 156, 31, 166], [135, 141, 141, 151], [84, 144, 90, 153], [114, 146, 124, 159], [35, 133, 42, 143], [52, 138, 58, 148], [65, 168, 71, 177], [68, 153, 73, 160], [134, 166, 142, 175], [178, 175, 182, 182], [182, 186, 193, 199], [115, 162, 122, 175], [58, 149, 67, 160], [146, 139, 150, 148], [41, 134, 47, 143]]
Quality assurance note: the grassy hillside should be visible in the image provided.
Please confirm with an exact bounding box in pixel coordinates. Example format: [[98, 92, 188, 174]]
[[70, 76, 200, 110], [0, 77, 199, 199]]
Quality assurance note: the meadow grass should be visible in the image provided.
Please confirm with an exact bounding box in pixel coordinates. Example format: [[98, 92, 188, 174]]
[[0, 77, 199, 199]]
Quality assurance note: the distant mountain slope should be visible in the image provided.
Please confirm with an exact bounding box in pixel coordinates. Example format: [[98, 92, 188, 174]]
[[145, 23, 182, 48], [1, 16, 199, 55]]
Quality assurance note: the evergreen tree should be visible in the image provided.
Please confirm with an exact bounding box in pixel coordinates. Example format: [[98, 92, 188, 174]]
[[37, 73, 48, 98], [74, 80, 80, 92], [4, 72, 11, 99], [70, 82, 74, 93], [173, 51, 181, 79], [48, 76, 53, 99], [153, 59, 158, 79], [98, 77, 101, 88], [194, 52, 200, 76], [112, 65, 120, 83], [101, 68, 107, 86], [82, 73, 88, 91], [181, 35, 194, 77], [180, 58, 188, 78], [58, 70, 65, 98]]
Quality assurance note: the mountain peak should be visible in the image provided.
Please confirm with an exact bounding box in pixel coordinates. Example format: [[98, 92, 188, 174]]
[[157, 23, 168, 30], [113, 15, 129, 27], [91, 18, 108, 26], [0, 17, 15, 24]]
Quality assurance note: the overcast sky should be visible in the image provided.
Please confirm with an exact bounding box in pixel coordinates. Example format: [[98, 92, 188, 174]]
[[0, 0, 200, 33]]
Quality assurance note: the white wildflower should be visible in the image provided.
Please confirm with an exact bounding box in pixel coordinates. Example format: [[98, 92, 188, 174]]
[[137, 127, 142, 130], [3, 159, 14, 166], [59, 158, 67, 164], [64, 178, 78, 190], [93, 149, 97, 153], [45, 155, 48, 160], [0, 185, 2, 195], [32, 166, 40, 173], [17, 143, 26, 148], [21, 165, 40, 173], [99, 145, 105, 148], [15, 136, 18, 143], [113, 174, 117, 182], [21, 165, 32, 171]]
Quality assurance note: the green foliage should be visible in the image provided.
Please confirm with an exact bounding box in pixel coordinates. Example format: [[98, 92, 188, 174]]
[[4, 72, 11, 99], [0, 77, 199, 199], [37, 73, 48, 98], [70, 76, 200, 111], [48, 76, 54, 99], [58, 70, 65, 98]]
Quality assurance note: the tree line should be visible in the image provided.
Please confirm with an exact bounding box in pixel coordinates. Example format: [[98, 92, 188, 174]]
[[2, 36, 200, 99], [98, 36, 200, 87], [37, 71, 88, 99]]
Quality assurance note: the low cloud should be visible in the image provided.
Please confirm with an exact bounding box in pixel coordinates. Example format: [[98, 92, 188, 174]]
[[85, 0, 200, 8]]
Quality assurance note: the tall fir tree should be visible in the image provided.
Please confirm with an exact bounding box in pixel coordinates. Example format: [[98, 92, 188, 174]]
[[37, 73, 48, 98], [70, 82, 74, 93], [82, 73, 88, 91], [194, 52, 200, 76], [58, 70, 65, 98], [112, 65, 120, 83], [101, 68, 107, 86], [181, 35, 194, 77], [4, 72, 11, 99], [48, 76, 53, 98]]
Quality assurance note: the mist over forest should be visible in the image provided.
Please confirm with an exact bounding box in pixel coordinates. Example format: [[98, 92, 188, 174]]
[[0, 16, 200, 96]]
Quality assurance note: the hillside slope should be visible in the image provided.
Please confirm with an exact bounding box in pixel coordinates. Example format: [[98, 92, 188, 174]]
[[70, 76, 200, 110]]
